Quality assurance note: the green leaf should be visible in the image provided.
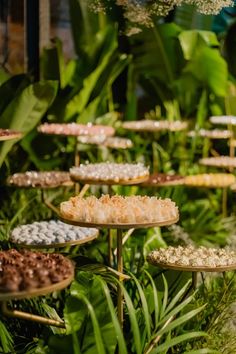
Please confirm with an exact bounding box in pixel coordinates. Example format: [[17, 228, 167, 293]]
[[130, 273, 152, 340], [97, 277, 127, 354], [160, 275, 168, 319], [0, 80, 58, 168], [179, 30, 219, 60], [145, 271, 160, 328], [0, 320, 14, 353], [165, 279, 192, 314], [150, 332, 207, 353], [184, 349, 220, 354]]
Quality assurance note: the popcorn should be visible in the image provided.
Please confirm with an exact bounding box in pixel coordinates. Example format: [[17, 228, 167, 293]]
[[199, 157, 236, 169], [188, 129, 232, 140], [38, 123, 115, 137], [123, 120, 188, 132], [147, 245, 236, 268], [7, 171, 73, 188]]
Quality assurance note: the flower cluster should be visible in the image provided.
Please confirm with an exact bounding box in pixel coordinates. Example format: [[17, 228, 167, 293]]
[[89, 0, 234, 33]]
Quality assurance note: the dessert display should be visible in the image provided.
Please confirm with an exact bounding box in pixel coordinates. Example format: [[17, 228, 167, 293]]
[[70, 162, 149, 184], [141, 173, 184, 187], [188, 129, 232, 139], [38, 123, 115, 137], [0, 249, 74, 293], [184, 173, 236, 188], [199, 156, 236, 168], [147, 245, 236, 270], [7, 171, 73, 188], [60, 195, 179, 226], [10, 220, 98, 247], [0, 129, 22, 141], [210, 115, 236, 126], [122, 120, 188, 132], [78, 135, 133, 149]]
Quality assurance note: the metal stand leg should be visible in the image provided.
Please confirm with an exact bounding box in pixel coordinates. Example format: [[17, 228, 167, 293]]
[[117, 229, 123, 327], [41, 190, 60, 215], [1, 302, 65, 328], [192, 272, 198, 290], [108, 185, 113, 266]]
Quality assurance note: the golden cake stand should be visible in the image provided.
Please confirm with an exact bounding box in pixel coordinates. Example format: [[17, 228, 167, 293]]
[[60, 214, 179, 327], [0, 272, 74, 328]]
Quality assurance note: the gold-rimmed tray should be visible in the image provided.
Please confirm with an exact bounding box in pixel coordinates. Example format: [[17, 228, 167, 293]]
[[210, 115, 236, 126], [0, 272, 74, 301], [38, 123, 115, 137], [140, 174, 185, 187], [184, 174, 235, 189], [70, 175, 149, 186], [147, 260, 236, 273], [12, 231, 99, 249], [188, 129, 232, 140], [60, 215, 179, 230], [199, 156, 236, 169], [122, 120, 188, 132]]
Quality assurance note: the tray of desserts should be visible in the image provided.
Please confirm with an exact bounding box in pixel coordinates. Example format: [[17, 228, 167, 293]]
[[10, 220, 99, 248], [38, 123, 115, 137], [188, 129, 232, 139], [7, 171, 73, 189], [0, 250, 74, 300], [77, 136, 133, 149], [210, 115, 236, 126], [141, 173, 184, 187], [60, 195, 179, 229], [122, 120, 188, 132], [199, 156, 236, 168], [184, 173, 235, 188], [147, 245, 236, 272], [70, 162, 149, 185], [0, 129, 22, 141]]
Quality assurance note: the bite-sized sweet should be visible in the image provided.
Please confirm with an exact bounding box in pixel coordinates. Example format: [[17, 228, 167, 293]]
[[0, 129, 22, 141], [147, 245, 236, 269], [141, 173, 184, 187], [184, 173, 235, 188], [10, 220, 98, 246], [60, 195, 179, 225], [70, 162, 149, 184], [38, 123, 115, 137], [78, 135, 133, 149], [122, 120, 188, 132], [188, 129, 232, 139], [210, 115, 236, 126], [7, 171, 73, 188], [0, 249, 74, 293], [199, 156, 236, 168]]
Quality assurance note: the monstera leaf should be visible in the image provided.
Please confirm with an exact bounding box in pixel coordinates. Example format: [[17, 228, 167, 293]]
[[0, 80, 58, 168]]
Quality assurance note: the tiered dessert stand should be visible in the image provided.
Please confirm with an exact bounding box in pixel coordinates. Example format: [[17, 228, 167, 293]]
[[60, 196, 179, 327], [147, 246, 236, 293]]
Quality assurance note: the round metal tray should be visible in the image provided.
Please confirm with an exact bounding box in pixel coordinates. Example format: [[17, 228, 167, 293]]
[[60, 215, 179, 230], [0, 272, 74, 301], [147, 260, 236, 273], [0, 132, 22, 141], [11, 231, 99, 249]]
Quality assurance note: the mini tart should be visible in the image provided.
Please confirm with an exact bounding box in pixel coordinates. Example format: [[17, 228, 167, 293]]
[[147, 246, 236, 272], [0, 129, 22, 141], [188, 129, 232, 139], [210, 115, 236, 126], [7, 171, 73, 189], [199, 156, 236, 168], [70, 162, 149, 185], [77, 136, 133, 149], [0, 249, 74, 296], [38, 123, 115, 137], [122, 120, 188, 132], [141, 173, 184, 187], [60, 195, 179, 227], [184, 173, 236, 188]]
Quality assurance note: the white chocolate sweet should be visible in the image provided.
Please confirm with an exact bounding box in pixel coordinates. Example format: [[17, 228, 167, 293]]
[[184, 174, 235, 188], [210, 116, 236, 126], [60, 195, 179, 225], [188, 129, 232, 139], [70, 162, 149, 183], [199, 156, 236, 168], [10, 220, 98, 246], [122, 120, 188, 132], [147, 245, 236, 268]]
